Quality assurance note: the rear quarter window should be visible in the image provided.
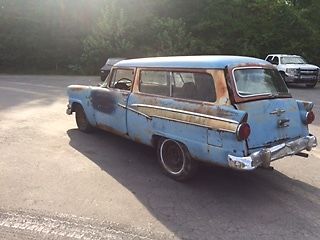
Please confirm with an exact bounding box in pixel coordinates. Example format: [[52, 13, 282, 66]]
[[172, 72, 216, 102], [140, 71, 170, 96]]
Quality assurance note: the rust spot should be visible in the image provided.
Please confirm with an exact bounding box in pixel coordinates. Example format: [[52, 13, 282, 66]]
[[134, 105, 238, 132], [133, 136, 143, 144], [181, 104, 237, 119], [208, 70, 229, 101], [69, 85, 87, 92], [91, 89, 116, 114], [227, 64, 277, 104], [96, 124, 128, 138]]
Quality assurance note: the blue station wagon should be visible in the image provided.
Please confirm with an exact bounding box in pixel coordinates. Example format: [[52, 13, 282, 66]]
[[67, 56, 317, 181]]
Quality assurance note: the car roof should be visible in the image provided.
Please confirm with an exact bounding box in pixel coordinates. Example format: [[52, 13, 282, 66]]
[[267, 54, 301, 57], [106, 58, 125, 65], [101, 58, 126, 71], [114, 56, 269, 69]]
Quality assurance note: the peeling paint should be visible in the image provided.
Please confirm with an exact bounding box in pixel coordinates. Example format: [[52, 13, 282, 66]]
[[96, 123, 129, 138], [68, 85, 87, 92], [131, 104, 239, 132], [91, 89, 116, 114]]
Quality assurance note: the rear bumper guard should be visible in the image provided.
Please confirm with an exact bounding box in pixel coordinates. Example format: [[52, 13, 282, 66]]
[[228, 135, 317, 170]]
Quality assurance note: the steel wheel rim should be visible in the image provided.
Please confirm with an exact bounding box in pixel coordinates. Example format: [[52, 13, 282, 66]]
[[160, 139, 185, 175]]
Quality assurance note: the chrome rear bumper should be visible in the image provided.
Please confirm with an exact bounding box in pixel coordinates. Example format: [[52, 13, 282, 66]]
[[228, 135, 317, 170]]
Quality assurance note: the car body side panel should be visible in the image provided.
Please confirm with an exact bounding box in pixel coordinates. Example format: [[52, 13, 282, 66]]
[[67, 85, 96, 125], [90, 87, 129, 136], [127, 93, 248, 166]]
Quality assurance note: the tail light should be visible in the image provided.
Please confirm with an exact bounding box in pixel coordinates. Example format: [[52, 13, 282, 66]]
[[236, 122, 251, 141], [306, 111, 315, 124]]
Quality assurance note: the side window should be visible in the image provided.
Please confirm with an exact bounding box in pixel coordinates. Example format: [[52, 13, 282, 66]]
[[139, 70, 216, 103], [266, 56, 273, 63], [172, 72, 195, 88], [172, 72, 216, 103], [272, 57, 279, 65], [109, 69, 134, 91], [140, 71, 170, 96]]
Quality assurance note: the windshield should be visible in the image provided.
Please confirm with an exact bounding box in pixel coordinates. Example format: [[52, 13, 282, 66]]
[[233, 68, 289, 97], [280, 56, 306, 64]]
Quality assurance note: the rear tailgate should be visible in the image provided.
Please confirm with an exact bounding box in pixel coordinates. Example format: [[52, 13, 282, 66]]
[[236, 98, 306, 150]]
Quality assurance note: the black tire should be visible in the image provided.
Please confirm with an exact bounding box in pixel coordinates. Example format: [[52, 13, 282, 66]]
[[306, 81, 317, 88], [157, 138, 198, 181], [75, 105, 94, 133]]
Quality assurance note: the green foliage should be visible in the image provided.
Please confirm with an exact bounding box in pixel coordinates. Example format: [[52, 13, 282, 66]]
[[144, 17, 193, 56], [81, 1, 133, 73], [0, 0, 319, 74]]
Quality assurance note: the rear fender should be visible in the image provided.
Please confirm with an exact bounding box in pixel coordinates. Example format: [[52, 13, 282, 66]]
[[296, 100, 314, 125]]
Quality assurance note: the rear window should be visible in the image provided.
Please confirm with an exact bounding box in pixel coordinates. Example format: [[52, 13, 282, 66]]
[[233, 68, 289, 97], [139, 70, 216, 103]]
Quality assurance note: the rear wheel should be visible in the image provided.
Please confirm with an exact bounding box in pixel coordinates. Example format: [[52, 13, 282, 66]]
[[75, 105, 93, 133], [157, 138, 198, 181]]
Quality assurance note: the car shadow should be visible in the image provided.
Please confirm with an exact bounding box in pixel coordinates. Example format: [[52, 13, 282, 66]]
[[67, 129, 320, 240]]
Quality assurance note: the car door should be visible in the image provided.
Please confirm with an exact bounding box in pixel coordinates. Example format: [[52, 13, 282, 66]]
[[91, 68, 135, 135]]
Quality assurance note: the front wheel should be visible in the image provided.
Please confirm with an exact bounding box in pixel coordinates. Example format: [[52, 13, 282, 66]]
[[157, 138, 198, 181], [75, 105, 94, 133]]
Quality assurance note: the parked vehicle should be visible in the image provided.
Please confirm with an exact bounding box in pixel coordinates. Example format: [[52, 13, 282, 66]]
[[67, 56, 317, 181], [100, 58, 125, 81], [265, 54, 319, 88]]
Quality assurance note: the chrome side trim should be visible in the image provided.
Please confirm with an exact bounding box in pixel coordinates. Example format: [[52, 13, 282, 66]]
[[117, 103, 127, 109], [270, 108, 286, 116], [130, 104, 239, 124], [150, 115, 235, 133], [127, 106, 152, 120], [118, 103, 152, 119]]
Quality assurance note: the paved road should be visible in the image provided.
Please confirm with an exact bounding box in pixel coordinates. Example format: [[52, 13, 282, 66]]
[[0, 75, 319, 240]]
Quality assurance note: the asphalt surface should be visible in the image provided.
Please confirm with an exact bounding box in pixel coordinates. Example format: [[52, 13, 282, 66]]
[[0, 75, 319, 240]]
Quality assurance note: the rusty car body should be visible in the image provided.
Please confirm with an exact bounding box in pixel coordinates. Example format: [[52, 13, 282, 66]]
[[66, 56, 317, 181]]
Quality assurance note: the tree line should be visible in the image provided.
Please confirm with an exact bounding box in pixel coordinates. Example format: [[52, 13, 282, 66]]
[[0, 0, 319, 74]]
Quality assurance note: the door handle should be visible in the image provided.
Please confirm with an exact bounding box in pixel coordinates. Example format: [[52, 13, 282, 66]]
[[278, 118, 290, 128]]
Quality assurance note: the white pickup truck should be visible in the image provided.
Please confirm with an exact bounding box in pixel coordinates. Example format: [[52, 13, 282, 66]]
[[265, 54, 319, 88]]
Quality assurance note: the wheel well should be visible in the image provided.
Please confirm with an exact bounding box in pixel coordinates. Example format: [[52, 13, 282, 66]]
[[151, 135, 188, 151], [71, 102, 82, 113], [151, 135, 163, 148]]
